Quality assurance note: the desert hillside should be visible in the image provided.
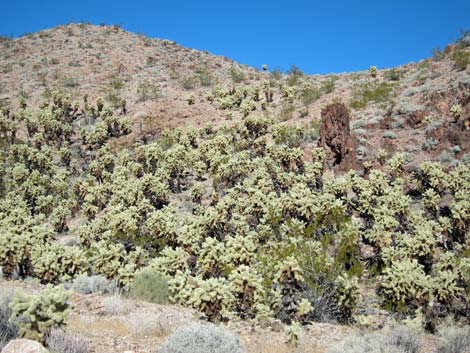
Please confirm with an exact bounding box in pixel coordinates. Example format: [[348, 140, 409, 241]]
[[1, 24, 469, 165], [0, 24, 469, 353]]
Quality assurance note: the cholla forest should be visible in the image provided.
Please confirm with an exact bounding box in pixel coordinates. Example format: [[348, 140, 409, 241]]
[[0, 19, 470, 353]]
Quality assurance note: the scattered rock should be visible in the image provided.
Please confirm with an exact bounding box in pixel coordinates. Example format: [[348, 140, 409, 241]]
[[1, 339, 49, 353], [406, 109, 426, 128]]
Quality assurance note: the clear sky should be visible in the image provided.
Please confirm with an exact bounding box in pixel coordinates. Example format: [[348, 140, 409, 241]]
[[0, 0, 469, 74]]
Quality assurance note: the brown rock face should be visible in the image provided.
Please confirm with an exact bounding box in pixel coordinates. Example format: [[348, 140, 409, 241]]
[[1, 339, 49, 353], [319, 103, 357, 172]]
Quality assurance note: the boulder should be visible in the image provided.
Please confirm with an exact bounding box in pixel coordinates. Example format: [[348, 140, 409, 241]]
[[1, 339, 49, 353], [318, 103, 357, 172]]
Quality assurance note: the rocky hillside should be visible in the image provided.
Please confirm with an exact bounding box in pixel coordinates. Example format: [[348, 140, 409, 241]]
[[1, 24, 470, 353], [1, 24, 469, 167]]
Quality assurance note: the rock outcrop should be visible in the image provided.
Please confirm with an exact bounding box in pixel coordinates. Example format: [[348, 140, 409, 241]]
[[319, 103, 357, 172]]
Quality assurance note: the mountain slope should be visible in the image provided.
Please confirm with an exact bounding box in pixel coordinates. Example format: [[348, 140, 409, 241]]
[[1, 23, 469, 166]]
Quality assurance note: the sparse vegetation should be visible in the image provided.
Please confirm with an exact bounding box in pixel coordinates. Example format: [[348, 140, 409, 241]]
[[229, 66, 246, 83], [350, 82, 395, 109], [136, 80, 160, 102]]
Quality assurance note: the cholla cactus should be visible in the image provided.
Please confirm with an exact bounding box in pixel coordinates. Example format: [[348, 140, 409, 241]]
[[296, 298, 313, 323], [334, 274, 361, 323], [380, 259, 431, 312], [188, 277, 234, 322], [369, 66, 378, 78], [449, 104, 462, 119], [228, 265, 265, 319], [285, 321, 301, 347], [187, 95, 195, 105], [9, 285, 71, 342]]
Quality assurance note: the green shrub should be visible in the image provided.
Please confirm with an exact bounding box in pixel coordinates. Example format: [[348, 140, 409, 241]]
[[229, 67, 246, 83], [350, 82, 395, 109], [286, 64, 303, 86], [452, 48, 470, 70], [385, 68, 402, 81], [157, 323, 245, 353], [181, 76, 198, 90], [128, 268, 170, 304]]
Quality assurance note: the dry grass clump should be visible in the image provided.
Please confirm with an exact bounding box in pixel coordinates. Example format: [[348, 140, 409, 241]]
[[0, 288, 18, 350], [327, 325, 422, 353], [46, 328, 90, 353], [436, 322, 470, 353], [102, 294, 126, 316]]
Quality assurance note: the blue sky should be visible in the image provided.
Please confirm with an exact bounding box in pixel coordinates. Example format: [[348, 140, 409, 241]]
[[0, 0, 469, 74]]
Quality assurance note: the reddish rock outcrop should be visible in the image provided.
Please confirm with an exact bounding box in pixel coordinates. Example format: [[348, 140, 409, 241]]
[[319, 103, 357, 172]]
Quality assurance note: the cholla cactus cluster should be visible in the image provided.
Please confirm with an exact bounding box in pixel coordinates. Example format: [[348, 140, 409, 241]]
[[0, 93, 469, 329], [9, 285, 71, 342]]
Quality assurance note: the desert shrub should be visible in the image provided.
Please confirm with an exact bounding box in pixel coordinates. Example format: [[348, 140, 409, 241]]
[[157, 323, 245, 353], [433, 47, 446, 61], [136, 80, 160, 102], [128, 267, 170, 304], [350, 82, 395, 109], [383, 131, 397, 139], [385, 68, 402, 81], [279, 103, 296, 121], [46, 328, 90, 353], [328, 325, 421, 353], [270, 68, 283, 80], [386, 324, 422, 353], [0, 289, 18, 349], [327, 333, 394, 353], [102, 295, 126, 316], [286, 64, 303, 86], [300, 84, 321, 106], [229, 67, 246, 83], [105, 90, 122, 109], [68, 275, 118, 295], [321, 78, 336, 94], [437, 151, 455, 164], [9, 285, 71, 342], [436, 323, 470, 353], [452, 48, 470, 71], [423, 138, 438, 151], [195, 67, 213, 87], [181, 76, 198, 90]]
